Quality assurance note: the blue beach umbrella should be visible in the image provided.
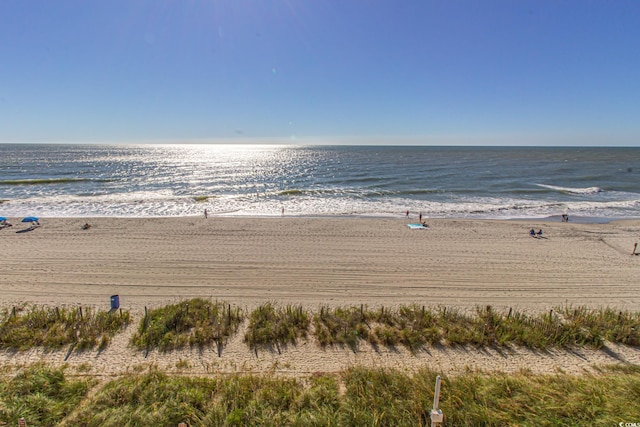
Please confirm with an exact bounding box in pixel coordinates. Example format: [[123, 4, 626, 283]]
[[22, 216, 39, 223], [0, 216, 7, 221]]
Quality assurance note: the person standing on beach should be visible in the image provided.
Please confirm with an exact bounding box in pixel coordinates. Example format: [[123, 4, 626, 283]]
[[204, 209, 208, 219]]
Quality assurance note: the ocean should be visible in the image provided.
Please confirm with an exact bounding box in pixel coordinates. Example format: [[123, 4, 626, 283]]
[[1, 144, 639, 221]]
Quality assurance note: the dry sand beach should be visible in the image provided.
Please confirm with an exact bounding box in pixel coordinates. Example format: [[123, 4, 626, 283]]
[[1, 217, 639, 377]]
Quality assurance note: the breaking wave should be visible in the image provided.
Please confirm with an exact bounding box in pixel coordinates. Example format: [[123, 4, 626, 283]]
[[535, 184, 602, 195]]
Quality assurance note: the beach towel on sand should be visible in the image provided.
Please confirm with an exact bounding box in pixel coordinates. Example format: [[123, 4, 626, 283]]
[[407, 223, 428, 229]]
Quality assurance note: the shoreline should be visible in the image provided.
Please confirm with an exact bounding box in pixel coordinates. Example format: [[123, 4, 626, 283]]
[[2, 212, 635, 223]]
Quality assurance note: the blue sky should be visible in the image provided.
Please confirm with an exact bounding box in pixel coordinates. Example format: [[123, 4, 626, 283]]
[[1, 1, 639, 145]]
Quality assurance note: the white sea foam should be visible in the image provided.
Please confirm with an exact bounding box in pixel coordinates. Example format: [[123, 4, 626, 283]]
[[2, 192, 639, 220], [535, 184, 602, 195]]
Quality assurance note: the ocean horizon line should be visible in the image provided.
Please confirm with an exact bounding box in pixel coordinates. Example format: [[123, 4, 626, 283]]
[[2, 141, 639, 148]]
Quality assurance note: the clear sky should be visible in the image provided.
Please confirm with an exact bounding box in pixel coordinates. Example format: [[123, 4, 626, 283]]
[[1, 1, 639, 145]]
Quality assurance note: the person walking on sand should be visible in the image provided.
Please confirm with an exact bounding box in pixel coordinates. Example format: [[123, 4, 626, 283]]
[[204, 208, 208, 219]]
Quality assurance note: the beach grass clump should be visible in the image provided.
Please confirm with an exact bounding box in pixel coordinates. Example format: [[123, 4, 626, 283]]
[[365, 305, 441, 352], [0, 305, 130, 351], [428, 306, 477, 346], [485, 307, 550, 348], [131, 298, 244, 352], [340, 365, 640, 426], [340, 366, 426, 425], [312, 304, 618, 352], [313, 305, 372, 352], [58, 365, 640, 426], [439, 305, 606, 349], [429, 305, 605, 349], [464, 305, 560, 348], [0, 363, 94, 426], [244, 303, 310, 353], [440, 365, 640, 425], [64, 370, 213, 426], [64, 369, 342, 426], [557, 305, 640, 346]]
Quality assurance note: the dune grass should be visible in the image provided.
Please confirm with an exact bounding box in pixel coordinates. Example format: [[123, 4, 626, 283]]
[[313, 304, 629, 352], [557, 305, 640, 346], [313, 305, 369, 352], [64, 368, 341, 426], [1, 302, 640, 354], [0, 305, 130, 351], [438, 305, 603, 349], [342, 365, 640, 426], [55, 365, 640, 426], [244, 302, 310, 354], [2, 301, 640, 425], [131, 298, 244, 352], [0, 364, 94, 427]]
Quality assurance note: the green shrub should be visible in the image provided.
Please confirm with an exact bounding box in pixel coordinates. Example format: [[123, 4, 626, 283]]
[[0, 364, 94, 426], [0, 305, 130, 351], [244, 303, 310, 353], [131, 299, 243, 352]]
